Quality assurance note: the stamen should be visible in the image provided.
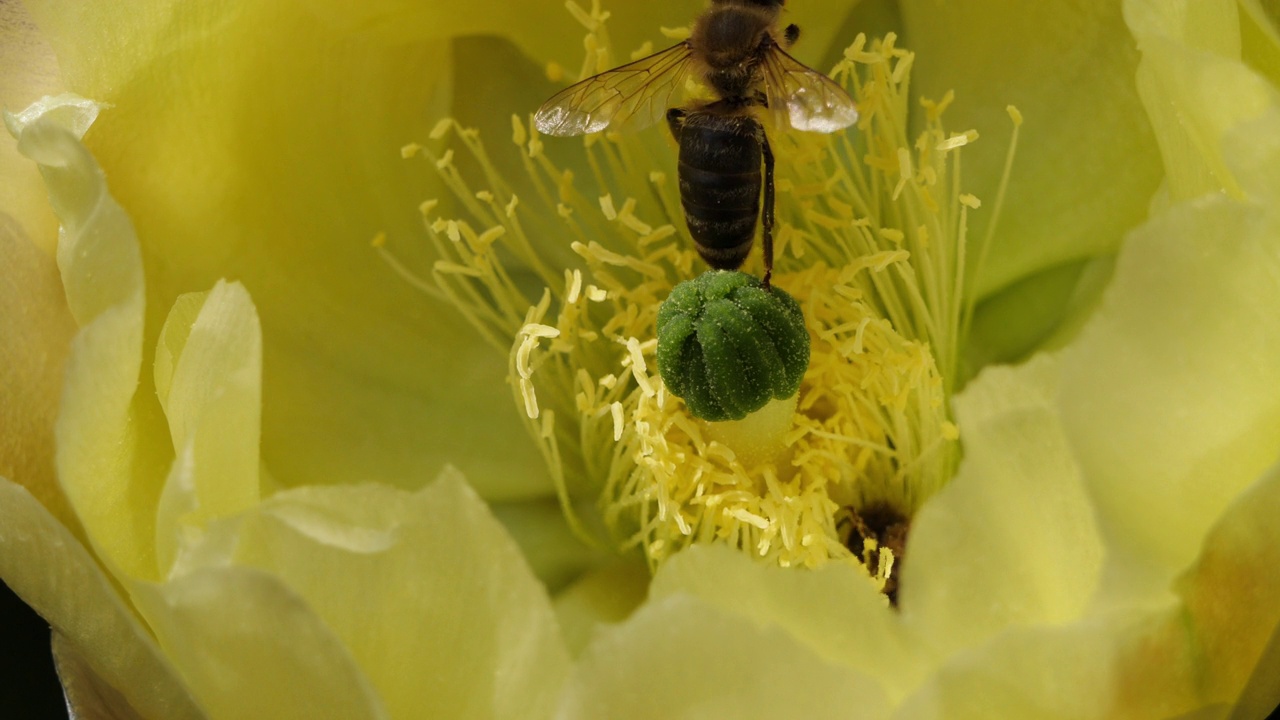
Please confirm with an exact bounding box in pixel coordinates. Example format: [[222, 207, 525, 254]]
[[380, 15, 1019, 590]]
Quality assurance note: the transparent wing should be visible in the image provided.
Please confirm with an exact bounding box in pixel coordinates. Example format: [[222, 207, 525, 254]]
[[760, 47, 859, 133], [533, 42, 695, 136]]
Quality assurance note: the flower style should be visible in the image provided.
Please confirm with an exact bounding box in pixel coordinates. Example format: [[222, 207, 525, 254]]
[[2, 0, 1280, 718]]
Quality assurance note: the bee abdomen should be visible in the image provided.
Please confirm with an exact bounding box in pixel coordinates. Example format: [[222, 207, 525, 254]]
[[677, 113, 763, 269]]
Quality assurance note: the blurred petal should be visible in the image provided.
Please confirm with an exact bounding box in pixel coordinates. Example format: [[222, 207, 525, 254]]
[[7, 93, 172, 581], [0, 479, 203, 720], [900, 0, 1163, 298], [131, 568, 387, 720], [903, 356, 1104, 655], [558, 594, 890, 720], [22, 0, 548, 499], [649, 544, 916, 703], [169, 470, 571, 720], [0, 218, 77, 530]]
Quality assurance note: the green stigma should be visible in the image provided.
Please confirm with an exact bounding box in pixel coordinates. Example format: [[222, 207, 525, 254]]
[[656, 271, 809, 422]]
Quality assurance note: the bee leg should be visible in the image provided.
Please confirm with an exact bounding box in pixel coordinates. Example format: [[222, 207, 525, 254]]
[[666, 107, 687, 141], [784, 24, 800, 47], [761, 130, 776, 289]]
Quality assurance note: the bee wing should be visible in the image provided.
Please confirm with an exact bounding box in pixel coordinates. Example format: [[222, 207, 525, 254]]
[[760, 47, 859, 133], [534, 42, 695, 136]]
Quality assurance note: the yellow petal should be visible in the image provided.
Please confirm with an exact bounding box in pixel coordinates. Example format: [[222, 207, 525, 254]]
[[166, 469, 570, 720], [903, 356, 1104, 655], [559, 594, 891, 719], [1056, 1, 1280, 593], [894, 616, 1154, 719], [0, 479, 203, 719], [649, 544, 916, 703], [1128, 0, 1278, 200], [7, 94, 171, 581], [900, 0, 1163, 298], [132, 567, 387, 720], [23, 0, 549, 500], [1058, 134, 1280, 594], [154, 281, 263, 575]]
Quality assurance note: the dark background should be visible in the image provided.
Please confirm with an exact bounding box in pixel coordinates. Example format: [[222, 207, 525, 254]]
[[0, 581, 66, 718]]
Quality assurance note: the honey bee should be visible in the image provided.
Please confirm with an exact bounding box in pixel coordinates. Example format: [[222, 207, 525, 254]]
[[534, 0, 858, 288]]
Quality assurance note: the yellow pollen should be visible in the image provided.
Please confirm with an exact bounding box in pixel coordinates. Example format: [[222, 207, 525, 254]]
[[599, 194, 617, 220]]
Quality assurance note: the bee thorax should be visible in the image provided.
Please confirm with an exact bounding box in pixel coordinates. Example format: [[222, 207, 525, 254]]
[[692, 4, 776, 69]]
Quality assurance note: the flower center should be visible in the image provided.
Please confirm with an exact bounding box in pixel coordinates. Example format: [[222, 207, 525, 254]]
[[379, 1, 1021, 596]]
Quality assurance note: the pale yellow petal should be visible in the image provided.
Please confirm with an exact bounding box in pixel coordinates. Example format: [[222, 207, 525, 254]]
[[891, 609, 1207, 720], [6, 94, 171, 581], [131, 568, 387, 720], [153, 281, 263, 576], [558, 594, 890, 720], [1066, 0, 1280, 588], [900, 0, 1163, 298], [903, 356, 1104, 656], [172, 469, 570, 720], [1058, 178, 1280, 593], [1127, 0, 1279, 201], [0, 479, 204, 720], [648, 543, 916, 704]]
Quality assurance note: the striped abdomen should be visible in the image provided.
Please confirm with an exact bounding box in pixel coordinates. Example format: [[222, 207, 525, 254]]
[[676, 112, 762, 269]]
